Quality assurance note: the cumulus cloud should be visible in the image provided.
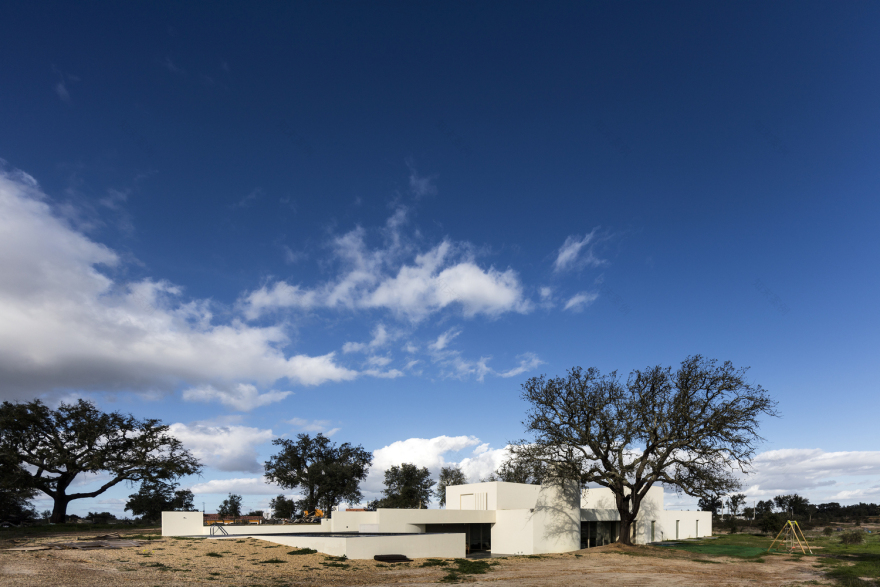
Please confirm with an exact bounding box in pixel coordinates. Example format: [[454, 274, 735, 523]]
[[564, 291, 599, 312], [0, 168, 357, 402], [553, 228, 608, 272], [169, 421, 275, 473], [241, 217, 532, 323], [364, 435, 482, 495]]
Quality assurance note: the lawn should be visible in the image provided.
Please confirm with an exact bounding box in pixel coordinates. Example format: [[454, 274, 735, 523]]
[[658, 530, 880, 586]]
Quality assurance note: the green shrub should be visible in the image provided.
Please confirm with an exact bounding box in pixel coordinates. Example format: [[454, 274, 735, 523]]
[[287, 548, 317, 555], [839, 530, 865, 545], [823, 527, 834, 536], [757, 514, 784, 535]]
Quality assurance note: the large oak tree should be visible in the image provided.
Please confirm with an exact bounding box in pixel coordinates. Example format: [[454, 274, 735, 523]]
[[264, 433, 372, 516], [510, 355, 777, 545], [372, 463, 435, 509], [0, 399, 201, 523]]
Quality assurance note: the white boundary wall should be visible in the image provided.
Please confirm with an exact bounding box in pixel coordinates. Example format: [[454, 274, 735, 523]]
[[161, 512, 332, 536], [212, 532, 465, 560]]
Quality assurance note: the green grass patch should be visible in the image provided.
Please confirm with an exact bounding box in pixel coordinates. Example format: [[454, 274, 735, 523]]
[[693, 559, 722, 564], [205, 552, 223, 558], [287, 548, 317, 555], [440, 558, 498, 583], [258, 558, 287, 564], [421, 558, 450, 567], [320, 561, 350, 568]]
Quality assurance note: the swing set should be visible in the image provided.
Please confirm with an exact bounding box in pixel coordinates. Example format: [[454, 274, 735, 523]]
[[767, 520, 813, 554]]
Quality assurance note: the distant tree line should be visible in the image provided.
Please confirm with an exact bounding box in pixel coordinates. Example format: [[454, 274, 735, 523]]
[[698, 491, 880, 534]]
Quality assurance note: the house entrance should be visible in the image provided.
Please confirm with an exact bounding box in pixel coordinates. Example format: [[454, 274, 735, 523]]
[[580, 521, 620, 548]]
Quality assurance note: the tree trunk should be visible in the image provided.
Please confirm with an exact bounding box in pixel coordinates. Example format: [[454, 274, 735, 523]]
[[50, 496, 70, 524], [619, 512, 635, 545]]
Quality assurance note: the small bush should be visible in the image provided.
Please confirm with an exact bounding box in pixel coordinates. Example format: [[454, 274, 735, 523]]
[[823, 527, 834, 536], [757, 514, 784, 535], [258, 558, 286, 564], [205, 552, 223, 558], [840, 530, 865, 545], [287, 548, 317, 555]]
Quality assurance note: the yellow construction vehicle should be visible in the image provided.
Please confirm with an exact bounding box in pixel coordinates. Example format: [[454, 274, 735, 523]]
[[302, 509, 323, 518]]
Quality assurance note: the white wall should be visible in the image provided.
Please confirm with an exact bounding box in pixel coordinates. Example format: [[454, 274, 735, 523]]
[[659, 510, 712, 541], [531, 481, 581, 554], [161, 511, 203, 536], [226, 532, 466, 560], [446, 481, 540, 511], [493, 509, 533, 555]]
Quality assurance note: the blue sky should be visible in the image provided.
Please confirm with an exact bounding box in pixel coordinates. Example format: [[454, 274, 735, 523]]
[[1, 1, 879, 516]]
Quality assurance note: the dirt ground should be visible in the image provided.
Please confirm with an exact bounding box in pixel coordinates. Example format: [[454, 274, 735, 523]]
[[0, 531, 830, 586]]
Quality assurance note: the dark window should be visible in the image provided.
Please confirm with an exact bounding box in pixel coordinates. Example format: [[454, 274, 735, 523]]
[[580, 521, 620, 548]]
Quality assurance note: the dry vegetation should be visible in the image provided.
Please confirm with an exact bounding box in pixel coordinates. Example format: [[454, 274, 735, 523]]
[[0, 529, 833, 586]]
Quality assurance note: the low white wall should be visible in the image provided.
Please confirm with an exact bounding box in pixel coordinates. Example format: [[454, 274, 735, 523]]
[[161, 511, 204, 536], [161, 511, 333, 537], [230, 532, 465, 560], [660, 510, 712, 540]]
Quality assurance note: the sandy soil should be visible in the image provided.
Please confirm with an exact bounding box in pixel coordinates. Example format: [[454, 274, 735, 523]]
[[0, 531, 830, 586]]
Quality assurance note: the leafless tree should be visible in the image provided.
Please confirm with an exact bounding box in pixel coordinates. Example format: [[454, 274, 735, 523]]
[[510, 355, 777, 545]]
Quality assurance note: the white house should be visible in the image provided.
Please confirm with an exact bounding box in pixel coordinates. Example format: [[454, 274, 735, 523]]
[[162, 480, 710, 559]]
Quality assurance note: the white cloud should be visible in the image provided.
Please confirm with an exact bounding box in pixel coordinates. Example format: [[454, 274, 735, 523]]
[[738, 449, 880, 497], [497, 353, 544, 378], [190, 477, 284, 495], [363, 368, 404, 379], [343, 323, 391, 354], [364, 435, 482, 495], [426, 329, 541, 383], [288, 417, 340, 437], [428, 328, 461, 352], [458, 446, 512, 483], [241, 221, 532, 323], [182, 383, 292, 411], [564, 291, 599, 312], [553, 228, 608, 272], [0, 168, 357, 402], [169, 421, 275, 473], [365, 355, 392, 367]]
